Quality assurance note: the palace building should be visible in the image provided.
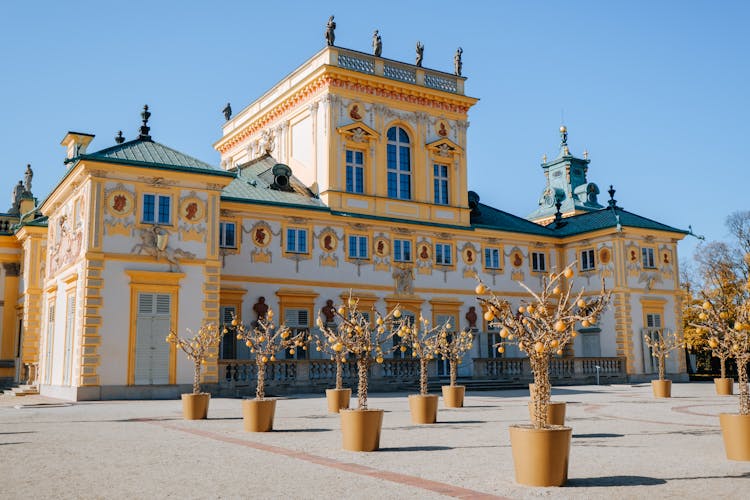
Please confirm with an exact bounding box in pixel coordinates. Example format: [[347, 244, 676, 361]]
[[0, 39, 688, 400]]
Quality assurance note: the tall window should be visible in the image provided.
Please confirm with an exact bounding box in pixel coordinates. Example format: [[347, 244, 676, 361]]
[[219, 222, 236, 248], [433, 164, 449, 205], [484, 248, 501, 269], [142, 194, 171, 224], [286, 228, 308, 254], [641, 247, 655, 268], [531, 252, 546, 272], [348, 235, 368, 259], [283, 309, 309, 359], [345, 150, 364, 194], [435, 243, 452, 265], [393, 239, 412, 262], [581, 248, 595, 271], [387, 126, 411, 200]]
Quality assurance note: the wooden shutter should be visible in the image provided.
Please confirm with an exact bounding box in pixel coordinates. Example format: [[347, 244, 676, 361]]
[[134, 293, 171, 385]]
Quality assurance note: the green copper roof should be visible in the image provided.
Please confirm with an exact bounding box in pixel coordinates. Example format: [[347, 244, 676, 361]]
[[547, 206, 688, 236], [81, 139, 233, 177], [471, 203, 555, 236]]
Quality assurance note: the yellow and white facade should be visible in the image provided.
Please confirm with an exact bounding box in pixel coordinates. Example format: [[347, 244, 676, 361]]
[[0, 44, 688, 400]]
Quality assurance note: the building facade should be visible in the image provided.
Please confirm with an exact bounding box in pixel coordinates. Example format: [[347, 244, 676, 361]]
[[0, 44, 688, 400]]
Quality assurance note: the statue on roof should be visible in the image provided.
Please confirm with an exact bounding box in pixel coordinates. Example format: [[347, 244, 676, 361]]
[[372, 30, 382, 57], [415, 41, 424, 67], [223, 102, 232, 121], [11, 180, 23, 212], [325, 16, 336, 46], [454, 47, 463, 76], [24, 164, 33, 193]]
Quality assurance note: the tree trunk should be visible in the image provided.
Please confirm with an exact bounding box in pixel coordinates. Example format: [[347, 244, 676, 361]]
[[720, 356, 727, 379], [193, 360, 202, 394], [357, 357, 369, 409], [335, 357, 343, 390], [420, 358, 428, 395], [256, 360, 266, 400], [658, 353, 666, 381], [449, 358, 457, 387], [739, 358, 749, 416], [530, 354, 550, 429]]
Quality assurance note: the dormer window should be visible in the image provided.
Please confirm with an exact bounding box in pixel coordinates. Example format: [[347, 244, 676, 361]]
[[387, 126, 411, 200]]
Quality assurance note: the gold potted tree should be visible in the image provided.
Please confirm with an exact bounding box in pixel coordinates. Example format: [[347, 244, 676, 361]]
[[433, 321, 473, 408], [691, 298, 737, 395], [478, 263, 610, 487], [403, 315, 443, 424], [332, 294, 400, 451], [315, 310, 352, 413], [234, 310, 310, 432], [643, 328, 684, 398], [718, 303, 750, 460], [166, 322, 222, 420]]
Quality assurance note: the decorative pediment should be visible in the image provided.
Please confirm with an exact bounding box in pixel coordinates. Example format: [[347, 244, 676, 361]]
[[426, 138, 463, 158], [336, 122, 379, 143]]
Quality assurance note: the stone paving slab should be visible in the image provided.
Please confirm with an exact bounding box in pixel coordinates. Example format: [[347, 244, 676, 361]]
[[1, 382, 749, 499]]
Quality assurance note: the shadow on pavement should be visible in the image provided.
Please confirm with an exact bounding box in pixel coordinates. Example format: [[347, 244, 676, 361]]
[[0, 431, 36, 435], [573, 433, 624, 439], [567, 475, 666, 487], [0, 442, 28, 446], [378, 445, 453, 452], [272, 428, 331, 433]]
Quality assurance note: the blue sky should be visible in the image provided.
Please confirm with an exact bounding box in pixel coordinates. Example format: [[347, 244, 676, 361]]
[[1, 1, 747, 266]]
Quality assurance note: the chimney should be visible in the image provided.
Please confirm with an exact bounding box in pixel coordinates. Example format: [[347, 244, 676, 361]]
[[60, 131, 95, 163]]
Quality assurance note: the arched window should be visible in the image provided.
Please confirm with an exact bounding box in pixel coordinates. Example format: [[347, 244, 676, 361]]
[[387, 126, 411, 200]]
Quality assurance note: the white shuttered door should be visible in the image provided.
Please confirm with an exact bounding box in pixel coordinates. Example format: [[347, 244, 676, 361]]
[[62, 294, 75, 386], [134, 293, 171, 385]]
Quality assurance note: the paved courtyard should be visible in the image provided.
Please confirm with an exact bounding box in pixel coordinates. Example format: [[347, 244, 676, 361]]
[[2, 382, 749, 499]]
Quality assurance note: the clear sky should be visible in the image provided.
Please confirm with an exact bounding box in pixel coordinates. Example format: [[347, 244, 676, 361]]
[[1, 1, 747, 266]]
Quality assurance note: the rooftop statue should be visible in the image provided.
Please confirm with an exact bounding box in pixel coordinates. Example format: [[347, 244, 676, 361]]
[[372, 30, 382, 57], [222, 102, 232, 121], [24, 164, 33, 193], [325, 15, 336, 46], [416, 41, 424, 67], [454, 47, 463, 76]]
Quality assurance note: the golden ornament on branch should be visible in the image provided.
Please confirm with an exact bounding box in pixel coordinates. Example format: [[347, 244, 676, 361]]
[[166, 322, 222, 395]]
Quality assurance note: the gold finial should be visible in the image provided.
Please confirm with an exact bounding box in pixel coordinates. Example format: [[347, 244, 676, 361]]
[[559, 125, 567, 134]]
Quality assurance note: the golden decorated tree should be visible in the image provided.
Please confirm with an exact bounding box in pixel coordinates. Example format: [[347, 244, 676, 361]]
[[643, 328, 685, 381], [166, 323, 222, 395], [432, 323, 473, 388], [724, 306, 750, 414], [402, 315, 444, 395], [315, 313, 351, 391], [690, 297, 738, 379], [477, 263, 610, 428], [233, 310, 310, 399]]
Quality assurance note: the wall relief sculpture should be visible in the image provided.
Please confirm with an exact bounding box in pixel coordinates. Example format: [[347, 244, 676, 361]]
[[131, 226, 195, 272]]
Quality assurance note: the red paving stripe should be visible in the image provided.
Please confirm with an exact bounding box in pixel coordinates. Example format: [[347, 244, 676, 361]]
[[147, 420, 507, 500]]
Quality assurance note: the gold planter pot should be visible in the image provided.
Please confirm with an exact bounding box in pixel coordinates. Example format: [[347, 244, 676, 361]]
[[181, 393, 210, 420], [720, 413, 750, 461], [652, 379, 672, 398], [408, 394, 438, 424], [340, 408, 384, 452], [714, 378, 734, 396], [528, 401, 566, 426], [509, 424, 572, 486], [242, 399, 276, 432], [441, 385, 465, 408], [326, 388, 352, 413]]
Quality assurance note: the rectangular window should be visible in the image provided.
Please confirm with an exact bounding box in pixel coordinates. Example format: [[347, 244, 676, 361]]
[[433, 164, 449, 205], [646, 313, 662, 328], [393, 239, 412, 262], [435, 243, 452, 265], [393, 313, 414, 358], [220, 305, 237, 360], [484, 248, 501, 269], [348, 235, 368, 259], [531, 252, 547, 272], [286, 228, 308, 254], [284, 308, 309, 360], [642, 247, 655, 268], [581, 249, 596, 271], [219, 222, 237, 249], [142, 194, 171, 224], [345, 150, 364, 194]]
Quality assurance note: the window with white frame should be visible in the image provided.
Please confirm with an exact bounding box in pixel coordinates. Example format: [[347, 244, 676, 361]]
[[387, 126, 411, 200], [641, 247, 656, 268], [433, 164, 449, 205], [141, 193, 171, 224], [286, 228, 308, 254], [435, 243, 452, 265], [348, 235, 368, 259], [581, 248, 596, 271], [393, 239, 412, 262], [531, 252, 547, 272], [219, 221, 237, 248], [283, 308, 309, 359], [484, 247, 501, 269], [219, 305, 238, 359], [345, 149, 364, 194]]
